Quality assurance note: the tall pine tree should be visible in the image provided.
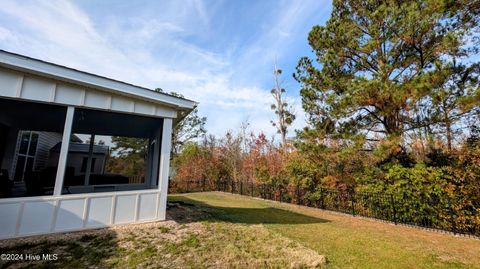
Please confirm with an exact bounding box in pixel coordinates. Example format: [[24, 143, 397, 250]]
[[295, 0, 478, 147]]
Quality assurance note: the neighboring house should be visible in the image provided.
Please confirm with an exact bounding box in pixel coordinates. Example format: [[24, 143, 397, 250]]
[[49, 142, 109, 177], [10, 131, 63, 181], [0, 50, 196, 239], [8, 131, 109, 183]]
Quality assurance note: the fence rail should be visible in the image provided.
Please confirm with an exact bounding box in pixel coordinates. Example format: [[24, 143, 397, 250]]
[[170, 179, 479, 237]]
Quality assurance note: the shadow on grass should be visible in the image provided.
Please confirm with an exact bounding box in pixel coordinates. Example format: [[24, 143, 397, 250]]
[[167, 195, 330, 225], [0, 230, 119, 269]]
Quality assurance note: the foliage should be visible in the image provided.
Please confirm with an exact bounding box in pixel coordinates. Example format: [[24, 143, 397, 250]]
[[170, 0, 480, 238], [294, 0, 478, 145], [110, 137, 148, 156], [155, 88, 207, 154], [107, 137, 148, 180]]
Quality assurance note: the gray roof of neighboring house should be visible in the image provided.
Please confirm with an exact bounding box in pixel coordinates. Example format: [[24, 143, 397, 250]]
[[50, 142, 109, 155]]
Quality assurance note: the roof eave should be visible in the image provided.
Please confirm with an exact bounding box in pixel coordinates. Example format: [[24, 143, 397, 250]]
[[0, 50, 197, 111]]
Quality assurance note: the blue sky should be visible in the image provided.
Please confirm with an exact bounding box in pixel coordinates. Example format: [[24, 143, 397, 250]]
[[0, 0, 332, 138]]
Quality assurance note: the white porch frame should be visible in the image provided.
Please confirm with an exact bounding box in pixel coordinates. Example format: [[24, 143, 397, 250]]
[[50, 107, 174, 201], [0, 106, 175, 239], [53, 106, 74, 196], [0, 50, 194, 239], [157, 118, 172, 220]]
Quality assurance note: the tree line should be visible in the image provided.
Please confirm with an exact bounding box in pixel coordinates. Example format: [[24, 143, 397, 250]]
[[171, 0, 480, 234], [103, 0, 479, 233]]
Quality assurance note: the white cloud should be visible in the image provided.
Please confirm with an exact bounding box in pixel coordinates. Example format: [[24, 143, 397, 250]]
[[0, 26, 14, 41], [0, 0, 320, 137]]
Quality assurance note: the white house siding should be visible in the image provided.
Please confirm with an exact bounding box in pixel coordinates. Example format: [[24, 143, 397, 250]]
[[6, 131, 62, 179], [0, 189, 161, 239], [33, 132, 63, 171], [0, 67, 178, 119], [0, 51, 185, 240]]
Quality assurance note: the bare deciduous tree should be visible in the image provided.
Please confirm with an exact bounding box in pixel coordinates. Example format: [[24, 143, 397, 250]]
[[270, 64, 295, 148]]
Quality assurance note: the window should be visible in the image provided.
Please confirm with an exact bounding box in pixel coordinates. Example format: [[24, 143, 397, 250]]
[[14, 131, 39, 181]]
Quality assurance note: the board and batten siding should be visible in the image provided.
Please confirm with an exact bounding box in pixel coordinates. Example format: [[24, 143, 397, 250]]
[[0, 53, 181, 240], [0, 189, 162, 239], [0, 67, 177, 119]]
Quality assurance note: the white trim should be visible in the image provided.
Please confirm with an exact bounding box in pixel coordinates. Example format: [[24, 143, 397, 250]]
[[50, 200, 60, 232], [0, 188, 159, 204], [0, 50, 195, 110], [49, 83, 57, 102], [155, 191, 161, 218], [110, 195, 116, 225], [106, 95, 112, 109], [82, 198, 90, 228], [14, 201, 25, 236], [134, 193, 140, 221], [53, 106, 75, 196], [0, 189, 162, 240], [157, 118, 172, 220], [84, 134, 95, 186], [2, 217, 162, 240], [80, 89, 86, 105], [15, 74, 24, 97]]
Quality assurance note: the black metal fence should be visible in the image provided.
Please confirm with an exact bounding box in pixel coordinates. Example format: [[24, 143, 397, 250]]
[[170, 179, 479, 237]]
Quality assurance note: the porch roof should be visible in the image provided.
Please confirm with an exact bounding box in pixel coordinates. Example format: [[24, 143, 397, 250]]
[[0, 50, 196, 111]]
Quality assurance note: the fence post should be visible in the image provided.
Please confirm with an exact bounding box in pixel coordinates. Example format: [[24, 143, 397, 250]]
[[240, 181, 243, 195], [448, 198, 456, 234], [390, 194, 397, 225], [251, 181, 254, 197], [351, 189, 356, 216], [186, 181, 190, 193]]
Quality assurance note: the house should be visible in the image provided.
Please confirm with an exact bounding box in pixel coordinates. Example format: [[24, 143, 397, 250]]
[[10, 131, 64, 182], [48, 141, 109, 177], [0, 50, 196, 239]]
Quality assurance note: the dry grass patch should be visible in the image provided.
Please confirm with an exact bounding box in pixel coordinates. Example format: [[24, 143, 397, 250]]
[[0, 202, 326, 269]]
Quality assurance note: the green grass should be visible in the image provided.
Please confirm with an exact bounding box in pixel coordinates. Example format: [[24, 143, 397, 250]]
[[170, 192, 480, 269], [1, 192, 478, 268]]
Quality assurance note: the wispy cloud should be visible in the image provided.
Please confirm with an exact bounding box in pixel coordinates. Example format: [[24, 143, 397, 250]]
[[0, 0, 331, 137]]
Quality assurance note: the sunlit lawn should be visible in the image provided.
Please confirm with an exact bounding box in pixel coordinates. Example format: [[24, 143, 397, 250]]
[[1, 191, 479, 269], [171, 192, 480, 269]]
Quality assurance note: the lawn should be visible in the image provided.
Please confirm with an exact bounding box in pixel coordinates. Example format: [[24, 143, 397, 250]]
[[1, 192, 479, 268]]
